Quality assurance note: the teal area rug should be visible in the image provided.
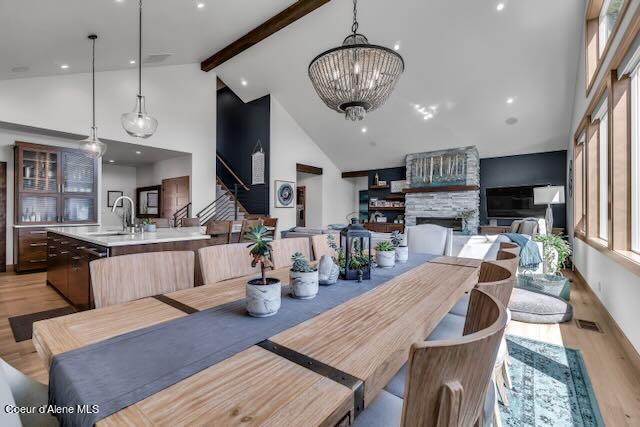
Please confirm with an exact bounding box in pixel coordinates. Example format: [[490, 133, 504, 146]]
[[500, 335, 605, 427]]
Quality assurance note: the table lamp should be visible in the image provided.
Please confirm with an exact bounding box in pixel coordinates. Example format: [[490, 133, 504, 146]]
[[534, 185, 565, 233]]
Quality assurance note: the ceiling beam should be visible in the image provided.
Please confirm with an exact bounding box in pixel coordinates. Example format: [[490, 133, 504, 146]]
[[200, 0, 331, 72], [341, 170, 369, 178], [297, 163, 323, 175]]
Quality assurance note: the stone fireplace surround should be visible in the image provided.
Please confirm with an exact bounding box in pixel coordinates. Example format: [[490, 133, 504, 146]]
[[404, 147, 480, 234]]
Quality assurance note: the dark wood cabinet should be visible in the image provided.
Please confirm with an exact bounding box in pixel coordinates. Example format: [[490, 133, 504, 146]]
[[14, 141, 98, 273], [363, 222, 405, 233], [47, 232, 108, 310]]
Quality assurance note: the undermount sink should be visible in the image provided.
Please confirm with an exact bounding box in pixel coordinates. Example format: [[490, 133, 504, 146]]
[[84, 231, 136, 236]]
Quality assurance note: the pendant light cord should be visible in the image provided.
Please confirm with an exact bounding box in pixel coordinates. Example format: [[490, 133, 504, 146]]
[[91, 37, 96, 128], [138, 0, 143, 97], [351, 0, 358, 35]]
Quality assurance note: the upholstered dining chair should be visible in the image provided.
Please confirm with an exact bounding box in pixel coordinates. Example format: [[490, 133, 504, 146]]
[[406, 224, 453, 256], [90, 251, 195, 308], [150, 217, 171, 228], [205, 220, 233, 245], [180, 217, 200, 227], [239, 219, 263, 242], [198, 243, 261, 285], [356, 289, 508, 427], [0, 358, 57, 426], [310, 234, 337, 260], [270, 237, 314, 269]]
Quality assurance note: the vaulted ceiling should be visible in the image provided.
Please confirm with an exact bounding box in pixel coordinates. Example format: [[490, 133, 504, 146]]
[[1, 0, 583, 171]]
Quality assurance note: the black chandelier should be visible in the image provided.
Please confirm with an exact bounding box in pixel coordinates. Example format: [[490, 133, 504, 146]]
[[308, 0, 405, 121]]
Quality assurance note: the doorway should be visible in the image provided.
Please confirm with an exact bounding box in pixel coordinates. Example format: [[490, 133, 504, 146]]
[[296, 186, 306, 227], [161, 176, 190, 219], [296, 171, 322, 228]]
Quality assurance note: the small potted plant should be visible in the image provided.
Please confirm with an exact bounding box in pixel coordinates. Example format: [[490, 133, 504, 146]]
[[245, 225, 281, 317], [533, 234, 572, 275], [142, 218, 156, 232], [375, 241, 396, 268], [458, 210, 474, 235], [391, 231, 408, 262], [289, 252, 319, 299]]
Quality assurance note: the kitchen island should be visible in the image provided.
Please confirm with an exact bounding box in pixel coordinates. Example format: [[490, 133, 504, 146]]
[[46, 226, 215, 310]]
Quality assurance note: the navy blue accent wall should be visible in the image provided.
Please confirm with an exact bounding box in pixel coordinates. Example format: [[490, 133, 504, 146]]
[[368, 167, 406, 222], [216, 87, 270, 215], [479, 150, 567, 228]]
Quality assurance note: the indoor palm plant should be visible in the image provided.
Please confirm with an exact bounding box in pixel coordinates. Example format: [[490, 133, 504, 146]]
[[245, 225, 281, 317], [289, 252, 319, 299], [375, 241, 396, 268]]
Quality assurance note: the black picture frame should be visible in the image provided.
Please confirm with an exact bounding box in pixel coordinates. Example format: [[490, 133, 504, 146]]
[[107, 191, 123, 208]]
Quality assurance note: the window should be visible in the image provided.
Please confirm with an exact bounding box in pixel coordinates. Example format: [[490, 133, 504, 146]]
[[592, 96, 609, 241], [632, 66, 640, 252], [574, 131, 587, 233], [599, 0, 624, 56]]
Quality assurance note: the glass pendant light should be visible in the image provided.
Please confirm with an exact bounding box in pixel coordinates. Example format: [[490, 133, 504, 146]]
[[121, 0, 157, 138], [80, 34, 107, 157]]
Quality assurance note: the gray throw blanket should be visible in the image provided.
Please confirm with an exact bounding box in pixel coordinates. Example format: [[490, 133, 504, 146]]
[[501, 233, 542, 269]]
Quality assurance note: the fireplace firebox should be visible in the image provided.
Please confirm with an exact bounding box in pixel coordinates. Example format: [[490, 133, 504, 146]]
[[416, 217, 463, 231]]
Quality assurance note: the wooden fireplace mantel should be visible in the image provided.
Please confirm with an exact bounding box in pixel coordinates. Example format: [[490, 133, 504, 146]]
[[402, 185, 480, 193]]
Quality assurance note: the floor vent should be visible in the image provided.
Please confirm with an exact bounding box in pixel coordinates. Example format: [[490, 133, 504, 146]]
[[576, 319, 603, 333]]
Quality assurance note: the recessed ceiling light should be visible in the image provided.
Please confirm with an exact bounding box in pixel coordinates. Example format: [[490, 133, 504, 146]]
[[393, 42, 400, 51], [108, 159, 115, 163], [506, 97, 514, 104], [241, 79, 248, 86], [414, 104, 421, 109], [135, 150, 141, 155], [361, 127, 367, 133], [60, 64, 69, 70], [197, 2, 205, 8], [115, 0, 124, 3], [496, 3, 505, 11], [129, 60, 136, 65]]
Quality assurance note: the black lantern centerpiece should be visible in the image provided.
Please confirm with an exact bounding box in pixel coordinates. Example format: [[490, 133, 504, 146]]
[[340, 219, 372, 281]]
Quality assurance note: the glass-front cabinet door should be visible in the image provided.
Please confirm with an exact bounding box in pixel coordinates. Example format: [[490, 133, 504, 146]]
[[20, 148, 58, 193], [18, 195, 59, 223], [62, 196, 95, 223], [61, 151, 96, 194]]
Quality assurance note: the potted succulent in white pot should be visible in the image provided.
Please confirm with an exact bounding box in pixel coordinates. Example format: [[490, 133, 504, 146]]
[[375, 241, 396, 268], [391, 231, 408, 262], [245, 225, 281, 317], [289, 252, 319, 299]]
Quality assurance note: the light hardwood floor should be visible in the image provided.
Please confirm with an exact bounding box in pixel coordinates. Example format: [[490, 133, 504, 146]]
[[1, 269, 639, 425]]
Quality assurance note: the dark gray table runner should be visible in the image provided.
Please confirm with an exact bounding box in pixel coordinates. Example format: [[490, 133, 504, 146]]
[[49, 254, 435, 426]]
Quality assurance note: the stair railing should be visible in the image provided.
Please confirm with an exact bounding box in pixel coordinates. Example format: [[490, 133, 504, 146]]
[[172, 202, 192, 227]]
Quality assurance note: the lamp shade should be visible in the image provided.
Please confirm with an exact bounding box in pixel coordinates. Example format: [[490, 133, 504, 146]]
[[534, 186, 565, 205]]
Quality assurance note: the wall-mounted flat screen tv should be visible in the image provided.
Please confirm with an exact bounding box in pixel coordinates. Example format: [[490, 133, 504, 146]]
[[486, 185, 546, 218]]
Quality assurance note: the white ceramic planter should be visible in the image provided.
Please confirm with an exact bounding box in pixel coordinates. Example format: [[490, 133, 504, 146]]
[[542, 246, 559, 274], [376, 250, 396, 268], [395, 246, 409, 262], [290, 270, 319, 299], [144, 224, 157, 232], [246, 279, 281, 317]]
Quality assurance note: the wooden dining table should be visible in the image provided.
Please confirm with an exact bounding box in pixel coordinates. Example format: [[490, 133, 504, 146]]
[[32, 255, 481, 426]]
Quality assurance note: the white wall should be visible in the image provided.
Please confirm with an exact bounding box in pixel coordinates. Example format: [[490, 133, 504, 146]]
[[0, 64, 217, 213], [135, 155, 192, 188], [297, 172, 323, 228], [351, 176, 369, 217], [270, 97, 355, 231], [567, 0, 640, 353], [101, 164, 137, 227]]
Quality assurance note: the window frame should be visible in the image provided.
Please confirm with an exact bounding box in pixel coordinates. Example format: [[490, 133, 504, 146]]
[[585, 0, 630, 95], [631, 65, 640, 253]]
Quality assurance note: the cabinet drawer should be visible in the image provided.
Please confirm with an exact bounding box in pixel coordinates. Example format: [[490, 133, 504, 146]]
[[17, 228, 48, 243], [20, 245, 47, 261], [18, 259, 48, 271]]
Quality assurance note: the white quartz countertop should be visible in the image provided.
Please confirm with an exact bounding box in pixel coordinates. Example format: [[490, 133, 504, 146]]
[[45, 226, 211, 247], [14, 223, 100, 229]]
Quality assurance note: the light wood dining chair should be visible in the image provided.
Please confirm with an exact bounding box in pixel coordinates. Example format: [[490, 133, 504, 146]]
[[358, 289, 508, 427], [206, 220, 233, 245], [239, 219, 263, 242], [180, 217, 201, 227], [151, 217, 171, 228], [90, 251, 195, 308], [310, 234, 337, 259], [198, 243, 261, 285], [270, 237, 313, 269]]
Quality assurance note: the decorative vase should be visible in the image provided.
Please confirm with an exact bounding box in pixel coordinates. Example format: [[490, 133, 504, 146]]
[[289, 270, 319, 299], [318, 255, 339, 285], [144, 223, 156, 232], [246, 278, 281, 317], [542, 247, 559, 274], [395, 246, 409, 262], [376, 250, 396, 268]]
